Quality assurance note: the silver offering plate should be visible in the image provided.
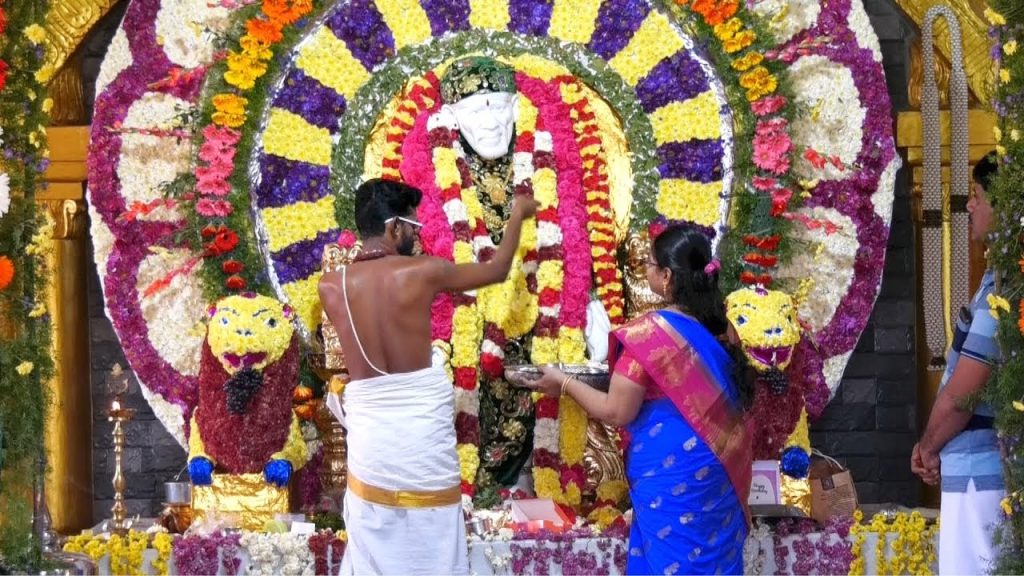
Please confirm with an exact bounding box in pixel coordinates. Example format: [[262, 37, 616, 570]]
[[504, 364, 610, 392]]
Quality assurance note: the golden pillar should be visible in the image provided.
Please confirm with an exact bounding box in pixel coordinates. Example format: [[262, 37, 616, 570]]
[[38, 126, 93, 533]]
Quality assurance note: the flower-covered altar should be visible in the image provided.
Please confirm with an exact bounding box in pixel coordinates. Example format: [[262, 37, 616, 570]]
[[72, 0, 901, 569]]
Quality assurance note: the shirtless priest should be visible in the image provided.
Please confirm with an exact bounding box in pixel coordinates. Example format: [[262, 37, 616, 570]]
[[320, 178, 537, 574]]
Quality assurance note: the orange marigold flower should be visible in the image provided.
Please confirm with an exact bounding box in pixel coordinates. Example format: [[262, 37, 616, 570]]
[[691, 0, 739, 26], [1019, 299, 1024, 336], [263, 0, 312, 26], [0, 255, 14, 291], [1018, 255, 1024, 273], [245, 18, 283, 44]]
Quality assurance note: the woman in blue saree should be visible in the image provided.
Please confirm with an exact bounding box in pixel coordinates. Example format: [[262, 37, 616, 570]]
[[527, 226, 754, 575]]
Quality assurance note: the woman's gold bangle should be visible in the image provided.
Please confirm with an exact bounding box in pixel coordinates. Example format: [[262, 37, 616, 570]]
[[561, 375, 573, 396]]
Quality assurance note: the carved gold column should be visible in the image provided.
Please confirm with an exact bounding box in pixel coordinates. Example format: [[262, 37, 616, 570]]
[[895, 6, 996, 506], [38, 126, 93, 533]]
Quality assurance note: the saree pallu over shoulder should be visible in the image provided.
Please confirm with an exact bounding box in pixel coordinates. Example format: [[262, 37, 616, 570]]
[[611, 312, 753, 523]]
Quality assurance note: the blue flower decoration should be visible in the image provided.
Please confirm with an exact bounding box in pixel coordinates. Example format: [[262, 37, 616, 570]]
[[264, 459, 293, 487], [780, 446, 810, 479], [188, 457, 214, 486]]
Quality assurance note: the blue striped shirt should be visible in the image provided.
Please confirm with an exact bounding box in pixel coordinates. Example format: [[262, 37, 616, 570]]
[[938, 270, 1004, 493]]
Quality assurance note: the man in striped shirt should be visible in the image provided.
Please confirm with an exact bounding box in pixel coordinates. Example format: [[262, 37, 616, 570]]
[[912, 152, 1005, 574]]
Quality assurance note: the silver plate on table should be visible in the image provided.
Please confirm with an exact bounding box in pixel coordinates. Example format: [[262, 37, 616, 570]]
[[504, 364, 610, 392]]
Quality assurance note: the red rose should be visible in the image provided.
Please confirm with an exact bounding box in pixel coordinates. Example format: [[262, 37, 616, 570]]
[[225, 275, 247, 290], [0, 59, 9, 93], [453, 367, 477, 390], [538, 288, 560, 308], [221, 259, 244, 274], [531, 450, 560, 470], [460, 481, 474, 496], [534, 397, 559, 419], [480, 353, 504, 379], [214, 228, 239, 253], [201, 225, 219, 238], [0, 8, 7, 35]]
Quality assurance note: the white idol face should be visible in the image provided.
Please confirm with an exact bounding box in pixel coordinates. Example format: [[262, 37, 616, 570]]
[[445, 92, 519, 160]]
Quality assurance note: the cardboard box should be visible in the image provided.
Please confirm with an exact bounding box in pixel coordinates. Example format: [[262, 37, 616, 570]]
[[749, 460, 781, 506], [510, 499, 572, 533]]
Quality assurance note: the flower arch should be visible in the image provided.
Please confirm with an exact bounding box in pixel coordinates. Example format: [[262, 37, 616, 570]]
[[88, 0, 897, 484]]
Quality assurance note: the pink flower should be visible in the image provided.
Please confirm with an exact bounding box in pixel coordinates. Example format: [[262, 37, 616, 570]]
[[753, 120, 793, 175], [196, 167, 232, 196], [337, 229, 357, 247], [196, 198, 233, 217], [752, 176, 778, 191], [751, 95, 787, 117], [202, 125, 241, 148]]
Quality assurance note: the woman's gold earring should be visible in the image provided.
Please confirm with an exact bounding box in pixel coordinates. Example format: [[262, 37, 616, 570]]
[[661, 278, 669, 297]]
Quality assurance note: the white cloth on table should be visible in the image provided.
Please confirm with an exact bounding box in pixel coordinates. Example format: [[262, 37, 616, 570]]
[[327, 365, 468, 575], [939, 479, 1004, 575]]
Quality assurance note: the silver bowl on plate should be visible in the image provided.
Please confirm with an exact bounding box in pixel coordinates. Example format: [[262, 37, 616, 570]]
[[504, 364, 610, 392]]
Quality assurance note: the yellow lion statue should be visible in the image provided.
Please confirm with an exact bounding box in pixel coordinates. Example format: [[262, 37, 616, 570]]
[[187, 294, 307, 488]]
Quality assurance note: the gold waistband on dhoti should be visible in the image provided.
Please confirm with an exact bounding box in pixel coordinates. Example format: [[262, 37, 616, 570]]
[[347, 472, 461, 508]]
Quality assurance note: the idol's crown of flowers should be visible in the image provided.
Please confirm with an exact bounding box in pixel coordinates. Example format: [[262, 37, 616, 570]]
[[439, 56, 517, 104]]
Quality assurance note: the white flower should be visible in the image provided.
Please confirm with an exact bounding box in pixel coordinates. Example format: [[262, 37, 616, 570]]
[[788, 55, 866, 182], [0, 172, 10, 219], [533, 418, 561, 453]]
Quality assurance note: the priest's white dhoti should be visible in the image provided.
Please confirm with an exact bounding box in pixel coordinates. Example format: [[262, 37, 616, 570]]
[[327, 365, 468, 575]]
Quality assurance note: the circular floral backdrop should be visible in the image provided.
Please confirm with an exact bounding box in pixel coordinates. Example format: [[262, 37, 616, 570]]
[[89, 0, 897, 445]]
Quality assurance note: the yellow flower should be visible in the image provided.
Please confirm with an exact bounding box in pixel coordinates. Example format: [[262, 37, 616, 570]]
[[1000, 68, 1011, 84], [1001, 497, 1012, 515], [25, 24, 47, 44], [559, 396, 588, 464], [457, 443, 480, 482], [596, 479, 629, 504], [28, 302, 47, 318], [587, 505, 623, 530], [723, 30, 756, 54], [239, 34, 273, 61], [731, 51, 764, 72], [42, 98, 54, 114], [533, 466, 565, 503], [211, 93, 248, 128], [16, 362, 34, 376], [997, 144, 1008, 156], [994, 126, 1003, 142], [987, 293, 1011, 319], [1012, 400, 1024, 412], [985, 7, 1007, 26], [713, 18, 743, 41], [35, 64, 55, 84], [1012, 129, 1021, 142], [740, 66, 778, 101], [1005, 40, 1018, 56]]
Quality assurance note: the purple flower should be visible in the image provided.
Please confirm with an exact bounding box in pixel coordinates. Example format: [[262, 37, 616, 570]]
[[634, 50, 710, 113], [420, 0, 471, 35], [587, 0, 649, 59], [272, 69, 347, 131], [325, 0, 396, 70], [271, 229, 338, 284], [508, 0, 555, 37]]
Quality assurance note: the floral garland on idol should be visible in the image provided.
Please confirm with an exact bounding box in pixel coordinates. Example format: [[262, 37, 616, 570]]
[[982, 2, 1024, 569], [88, 0, 896, 515], [0, 0, 54, 569]]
